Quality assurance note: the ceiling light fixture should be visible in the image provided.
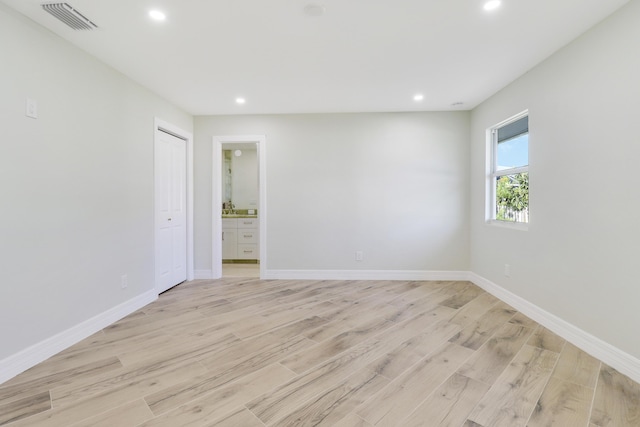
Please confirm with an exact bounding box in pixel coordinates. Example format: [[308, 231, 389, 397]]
[[235, 97, 246, 104], [234, 149, 242, 157], [413, 94, 424, 102], [483, 1, 501, 11], [149, 10, 166, 21]]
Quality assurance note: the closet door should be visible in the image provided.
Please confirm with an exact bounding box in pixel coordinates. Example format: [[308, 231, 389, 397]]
[[155, 129, 187, 293]]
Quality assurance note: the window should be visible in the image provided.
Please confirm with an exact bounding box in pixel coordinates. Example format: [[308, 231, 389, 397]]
[[488, 112, 529, 224]]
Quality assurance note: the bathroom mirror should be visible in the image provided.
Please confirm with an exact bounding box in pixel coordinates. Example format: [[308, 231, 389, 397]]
[[221, 143, 258, 211]]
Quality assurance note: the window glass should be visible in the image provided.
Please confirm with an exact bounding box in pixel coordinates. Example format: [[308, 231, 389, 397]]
[[495, 172, 529, 222], [497, 134, 528, 170], [488, 112, 529, 224]]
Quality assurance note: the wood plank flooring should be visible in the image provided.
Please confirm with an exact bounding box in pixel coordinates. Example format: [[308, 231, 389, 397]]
[[1, 278, 640, 426]]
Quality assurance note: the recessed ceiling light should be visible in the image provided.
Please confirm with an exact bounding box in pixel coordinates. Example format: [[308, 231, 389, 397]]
[[149, 10, 166, 21], [413, 94, 424, 102], [235, 97, 246, 104], [483, 1, 501, 11]]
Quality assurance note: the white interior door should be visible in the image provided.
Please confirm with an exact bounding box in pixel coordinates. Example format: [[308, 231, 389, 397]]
[[155, 129, 187, 293]]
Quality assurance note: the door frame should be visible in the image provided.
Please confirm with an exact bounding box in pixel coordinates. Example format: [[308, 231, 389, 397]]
[[154, 118, 194, 293], [212, 135, 266, 279]]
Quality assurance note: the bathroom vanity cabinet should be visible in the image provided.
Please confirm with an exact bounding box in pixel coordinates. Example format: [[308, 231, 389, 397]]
[[222, 218, 237, 259], [222, 217, 259, 260]]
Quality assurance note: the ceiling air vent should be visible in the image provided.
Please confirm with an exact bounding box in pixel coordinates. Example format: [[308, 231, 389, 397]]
[[41, 3, 98, 30]]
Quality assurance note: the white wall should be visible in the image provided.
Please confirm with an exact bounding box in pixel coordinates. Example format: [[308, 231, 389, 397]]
[[470, 0, 640, 359], [0, 4, 192, 363], [195, 112, 470, 273]]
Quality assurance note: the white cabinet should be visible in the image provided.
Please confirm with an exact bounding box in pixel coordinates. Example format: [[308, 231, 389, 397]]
[[222, 219, 237, 259], [237, 218, 258, 229], [222, 217, 259, 260], [237, 244, 258, 259]]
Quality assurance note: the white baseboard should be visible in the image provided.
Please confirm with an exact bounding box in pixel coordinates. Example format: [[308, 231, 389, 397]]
[[194, 269, 213, 280], [263, 269, 470, 281], [468, 272, 640, 384], [0, 290, 157, 385]]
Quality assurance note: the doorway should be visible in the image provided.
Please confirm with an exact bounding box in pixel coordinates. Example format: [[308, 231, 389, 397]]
[[212, 135, 266, 279], [154, 119, 194, 294]]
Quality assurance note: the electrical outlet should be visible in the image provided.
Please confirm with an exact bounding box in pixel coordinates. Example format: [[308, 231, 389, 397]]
[[121, 274, 128, 289], [504, 264, 510, 277], [355, 251, 363, 261]]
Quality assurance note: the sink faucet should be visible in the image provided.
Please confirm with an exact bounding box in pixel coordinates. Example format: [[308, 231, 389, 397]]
[[222, 202, 235, 215]]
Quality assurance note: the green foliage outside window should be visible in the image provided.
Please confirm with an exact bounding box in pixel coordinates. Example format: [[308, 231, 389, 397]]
[[496, 172, 529, 221]]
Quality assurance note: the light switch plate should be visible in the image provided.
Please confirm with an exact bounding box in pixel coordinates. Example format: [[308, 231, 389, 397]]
[[26, 98, 38, 119]]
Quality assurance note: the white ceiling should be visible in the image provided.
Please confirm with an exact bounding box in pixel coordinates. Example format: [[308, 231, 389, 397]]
[[2, 0, 629, 115]]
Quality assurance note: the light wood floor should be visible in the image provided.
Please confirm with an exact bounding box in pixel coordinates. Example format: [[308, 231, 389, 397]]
[[222, 263, 260, 278], [1, 278, 639, 426]]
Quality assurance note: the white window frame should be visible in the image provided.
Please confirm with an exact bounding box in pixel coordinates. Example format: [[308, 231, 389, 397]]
[[486, 110, 529, 230]]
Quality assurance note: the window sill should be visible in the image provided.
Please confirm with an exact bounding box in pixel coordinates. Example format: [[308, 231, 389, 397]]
[[486, 219, 528, 231]]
